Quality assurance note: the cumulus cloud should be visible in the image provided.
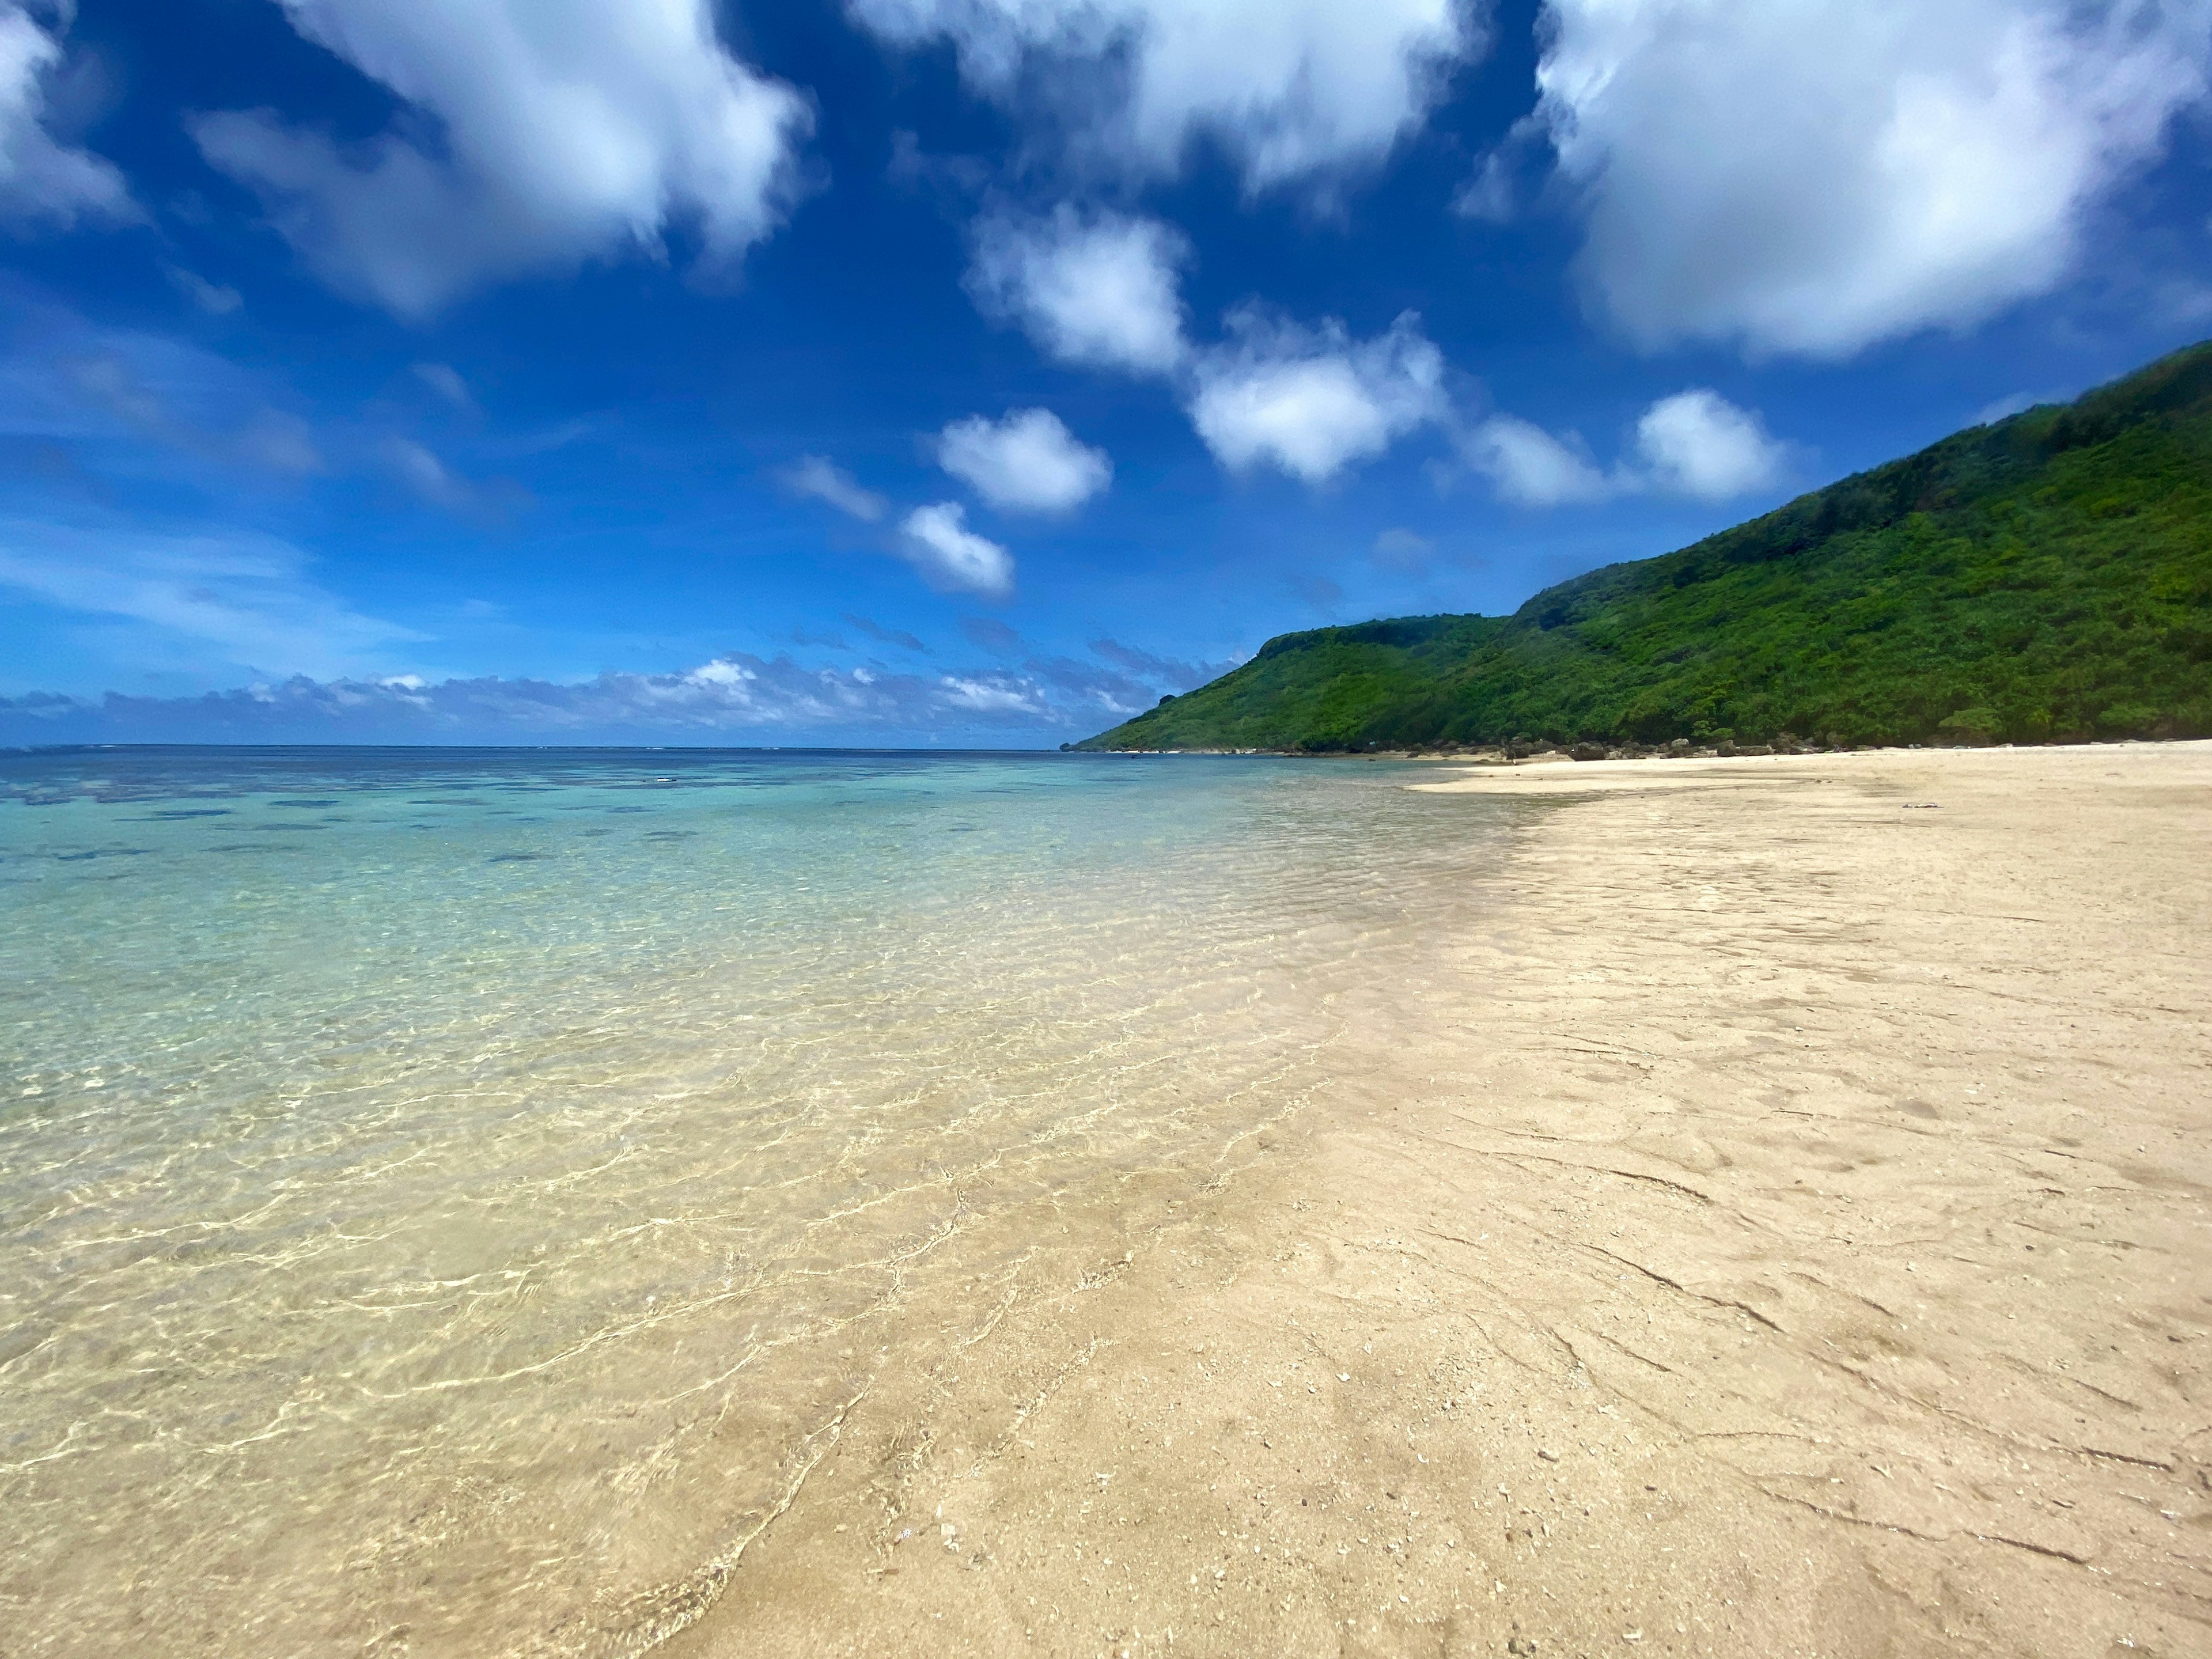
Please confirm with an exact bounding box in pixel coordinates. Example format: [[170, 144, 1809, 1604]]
[[0, 646, 1226, 743], [900, 501, 1017, 598], [968, 207, 1191, 374], [0, 520, 423, 680], [191, 0, 812, 319], [1460, 414, 1614, 506], [935, 407, 1111, 513], [938, 673, 1043, 713], [0, 613, 1230, 743], [0, 658, 1022, 742], [1187, 308, 1446, 483], [782, 454, 889, 522], [1632, 389, 1787, 499], [0, 2, 132, 226], [1460, 388, 1788, 506], [963, 210, 1453, 495], [1534, 0, 2212, 356], [851, 0, 1483, 191]]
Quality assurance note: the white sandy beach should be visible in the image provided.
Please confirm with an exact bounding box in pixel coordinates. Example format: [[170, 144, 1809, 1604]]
[[663, 741, 2212, 1658]]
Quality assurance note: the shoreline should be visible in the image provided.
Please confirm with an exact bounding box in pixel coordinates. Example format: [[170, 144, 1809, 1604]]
[[670, 741, 2212, 1658], [1074, 736, 2205, 763]]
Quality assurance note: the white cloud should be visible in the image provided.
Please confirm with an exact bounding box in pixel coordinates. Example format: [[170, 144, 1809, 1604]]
[[1187, 308, 1445, 483], [935, 407, 1111, 513], [781, 454, 888, 522], [1461, 388, 1787, 507], [939, 673, 1044, 713], [851, 0, 1483, 191], [1632, 389, 1787, 499], [0, 520, 423, 680], [0, 652, 1166, 741], [683, 657, 751, 690], [1535, 0, 2212, 357], [1461, 414, 1615, 506], [0, 2, 132, 226], [899, 501, 1017, 598], [968, 207, 1190, 374], [191, 0, 812, 319], [0, 626, 1229, 740]]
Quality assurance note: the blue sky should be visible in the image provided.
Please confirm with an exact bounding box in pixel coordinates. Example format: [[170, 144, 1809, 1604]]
[[3, 0, 2210, 745]]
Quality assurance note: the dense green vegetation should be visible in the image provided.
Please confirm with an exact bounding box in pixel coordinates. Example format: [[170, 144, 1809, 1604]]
[[1081, 342, 2212, 752]]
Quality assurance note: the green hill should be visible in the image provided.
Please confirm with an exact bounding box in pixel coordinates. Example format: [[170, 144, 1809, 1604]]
[[1080, 342, 2212, 753]]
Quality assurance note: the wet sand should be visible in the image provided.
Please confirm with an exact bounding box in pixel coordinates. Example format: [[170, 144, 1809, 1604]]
[[668, 741, 2212, 1658]]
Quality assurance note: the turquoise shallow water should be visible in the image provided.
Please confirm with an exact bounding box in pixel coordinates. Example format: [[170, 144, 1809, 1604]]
[[0, 747, 1508, 1657]]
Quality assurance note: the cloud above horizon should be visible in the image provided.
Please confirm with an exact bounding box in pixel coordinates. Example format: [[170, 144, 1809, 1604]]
[[935, 407, 1111, 513], [1188, 308, 1447, 483], [0, 2, 134, 226], [967, 213, 1460, 487], [850, 0, 1485, 192], [1462, 388, 1789, 506], [968, 207, 1191, 374], [1533, 0, 2212, 357], [191, 0, 813, 319], [899, 501, 1017, 598], [0, 633, 1229, 745], [0, 521, 424, 683], [0, 305, 338, 491], [0, 658, 1007, 740], [1633, 389, 1789, 499], [1459, 414, 1613, 507], [782, 454, 890, 522]]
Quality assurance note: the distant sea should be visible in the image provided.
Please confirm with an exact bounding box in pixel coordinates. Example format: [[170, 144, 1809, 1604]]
[[0, 747, 1510, 1657]]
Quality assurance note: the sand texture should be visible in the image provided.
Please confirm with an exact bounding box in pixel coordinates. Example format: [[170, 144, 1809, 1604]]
[[669, 742, 2212, 1658]]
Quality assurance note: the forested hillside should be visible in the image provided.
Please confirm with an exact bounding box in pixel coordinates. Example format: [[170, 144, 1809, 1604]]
[[1082, 342, 2212, 752]]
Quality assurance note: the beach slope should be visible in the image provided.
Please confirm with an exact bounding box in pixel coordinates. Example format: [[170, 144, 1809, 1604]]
[[672, 742, 2211, 1658]]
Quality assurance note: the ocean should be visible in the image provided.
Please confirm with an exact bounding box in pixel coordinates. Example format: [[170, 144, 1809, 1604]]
[[0, 747, 1510, 1657]]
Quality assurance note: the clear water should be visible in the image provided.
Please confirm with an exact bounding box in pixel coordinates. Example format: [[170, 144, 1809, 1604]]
[[0, 747, 1509, 1658]]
